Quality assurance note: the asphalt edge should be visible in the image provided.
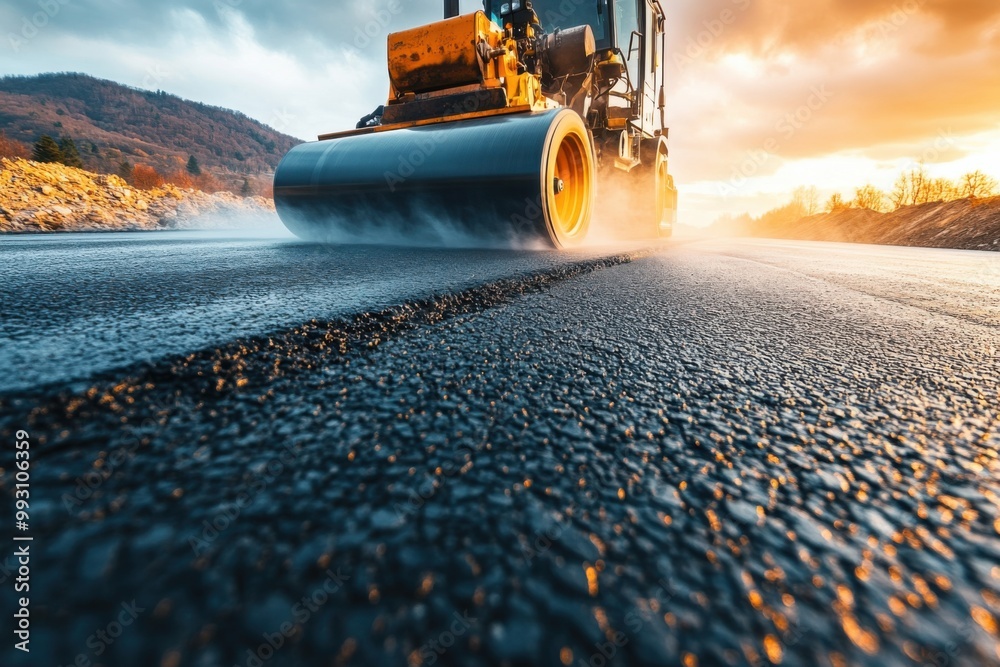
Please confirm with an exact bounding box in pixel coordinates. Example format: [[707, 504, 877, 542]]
[[0, 247, 659, 448]]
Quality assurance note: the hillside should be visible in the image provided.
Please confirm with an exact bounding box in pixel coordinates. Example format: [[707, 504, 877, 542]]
[[0, 73, 301, 192], [720, 197, 1000, 252], [0, 158, 277, 233]]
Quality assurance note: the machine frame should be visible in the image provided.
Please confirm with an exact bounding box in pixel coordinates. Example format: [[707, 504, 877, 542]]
[[273, 0, 677, 248]]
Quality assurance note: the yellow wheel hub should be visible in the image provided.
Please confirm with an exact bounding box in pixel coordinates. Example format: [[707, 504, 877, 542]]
[[542, 110, 594, 248]]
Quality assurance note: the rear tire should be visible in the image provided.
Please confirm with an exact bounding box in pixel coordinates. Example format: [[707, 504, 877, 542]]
[[592, 135, 676, 241], [638, 137, 676, 239]]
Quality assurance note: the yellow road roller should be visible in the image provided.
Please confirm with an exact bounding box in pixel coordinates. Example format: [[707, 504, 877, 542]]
[[273, 0, 678, 248]]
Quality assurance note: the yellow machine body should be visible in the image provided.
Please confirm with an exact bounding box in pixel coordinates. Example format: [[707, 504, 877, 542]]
[[388, 14, 495, 95], [273, 1, 677, 248], [387, 12, 547, 119]]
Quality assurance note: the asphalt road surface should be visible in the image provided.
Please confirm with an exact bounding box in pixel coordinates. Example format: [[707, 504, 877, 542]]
[[1, 233, 999, 667]]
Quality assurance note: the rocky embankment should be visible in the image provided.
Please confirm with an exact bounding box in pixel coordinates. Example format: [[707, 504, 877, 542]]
[[0, 158, 277, 233]]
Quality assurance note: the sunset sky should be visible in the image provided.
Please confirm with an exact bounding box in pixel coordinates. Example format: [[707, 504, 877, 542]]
[[2, 0, 999, 226]]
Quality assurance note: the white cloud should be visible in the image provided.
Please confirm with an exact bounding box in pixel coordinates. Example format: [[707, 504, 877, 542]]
[[1, 4, 390, 140]]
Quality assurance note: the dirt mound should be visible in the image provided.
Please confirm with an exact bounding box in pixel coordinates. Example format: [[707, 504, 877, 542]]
[[0, 158, 276, 233], [754, 197, 1000, 251], [876, 197, 1000, 250]]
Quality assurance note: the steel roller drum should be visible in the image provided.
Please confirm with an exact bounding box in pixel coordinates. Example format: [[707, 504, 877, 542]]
[[273, 108, 594, 248]]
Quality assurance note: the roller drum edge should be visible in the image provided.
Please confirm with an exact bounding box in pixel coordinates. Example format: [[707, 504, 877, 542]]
[[272, 109, 594, 249]]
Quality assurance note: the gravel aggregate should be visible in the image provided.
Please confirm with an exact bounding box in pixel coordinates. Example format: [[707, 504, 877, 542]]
[[1, 238, 999, 667]]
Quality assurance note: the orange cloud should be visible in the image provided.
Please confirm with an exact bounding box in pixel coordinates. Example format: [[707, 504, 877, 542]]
[[666, 0, 1000, 182]]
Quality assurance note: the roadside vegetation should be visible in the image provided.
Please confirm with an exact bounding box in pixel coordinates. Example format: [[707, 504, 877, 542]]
[[1, 131, 234, 196], [716, 167, 999, 236], [0, 73, 299, 199]]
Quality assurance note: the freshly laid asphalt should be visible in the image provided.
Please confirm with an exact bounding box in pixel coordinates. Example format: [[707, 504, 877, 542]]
[[0, 231, 613, 393], [1, 235, 998, 667]]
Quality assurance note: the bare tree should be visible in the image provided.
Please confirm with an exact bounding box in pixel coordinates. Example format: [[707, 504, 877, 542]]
[[793, 185, 820, 216], [0, 131, 29, 159], [891, 166, 932, 207], [853, 185, 887, 212], [940, 178, 959, 202], [826, 193, 848, 212], [890, 174, 910, 210], [908, 166, 931, 205], [960, 170, 999, 199], [925, 177, 958, 203]]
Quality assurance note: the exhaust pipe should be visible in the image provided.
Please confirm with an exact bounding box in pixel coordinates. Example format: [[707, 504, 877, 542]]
[[444, 0, 460, 18]]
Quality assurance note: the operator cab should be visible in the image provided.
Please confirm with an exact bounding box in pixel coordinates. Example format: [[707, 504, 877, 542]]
[[486, 0, 612, 49], [485, 0, 665, 139]]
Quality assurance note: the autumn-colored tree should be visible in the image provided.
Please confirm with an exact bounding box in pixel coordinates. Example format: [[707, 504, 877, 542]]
[[193, 172, 222, 193], [853, 185, 887, 212], [132, 164, 165, 189], [166, 170, 194, 189], [960, 170, 998, 199], [826, 193, 849, 212], [0, 132, 30, 159]]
